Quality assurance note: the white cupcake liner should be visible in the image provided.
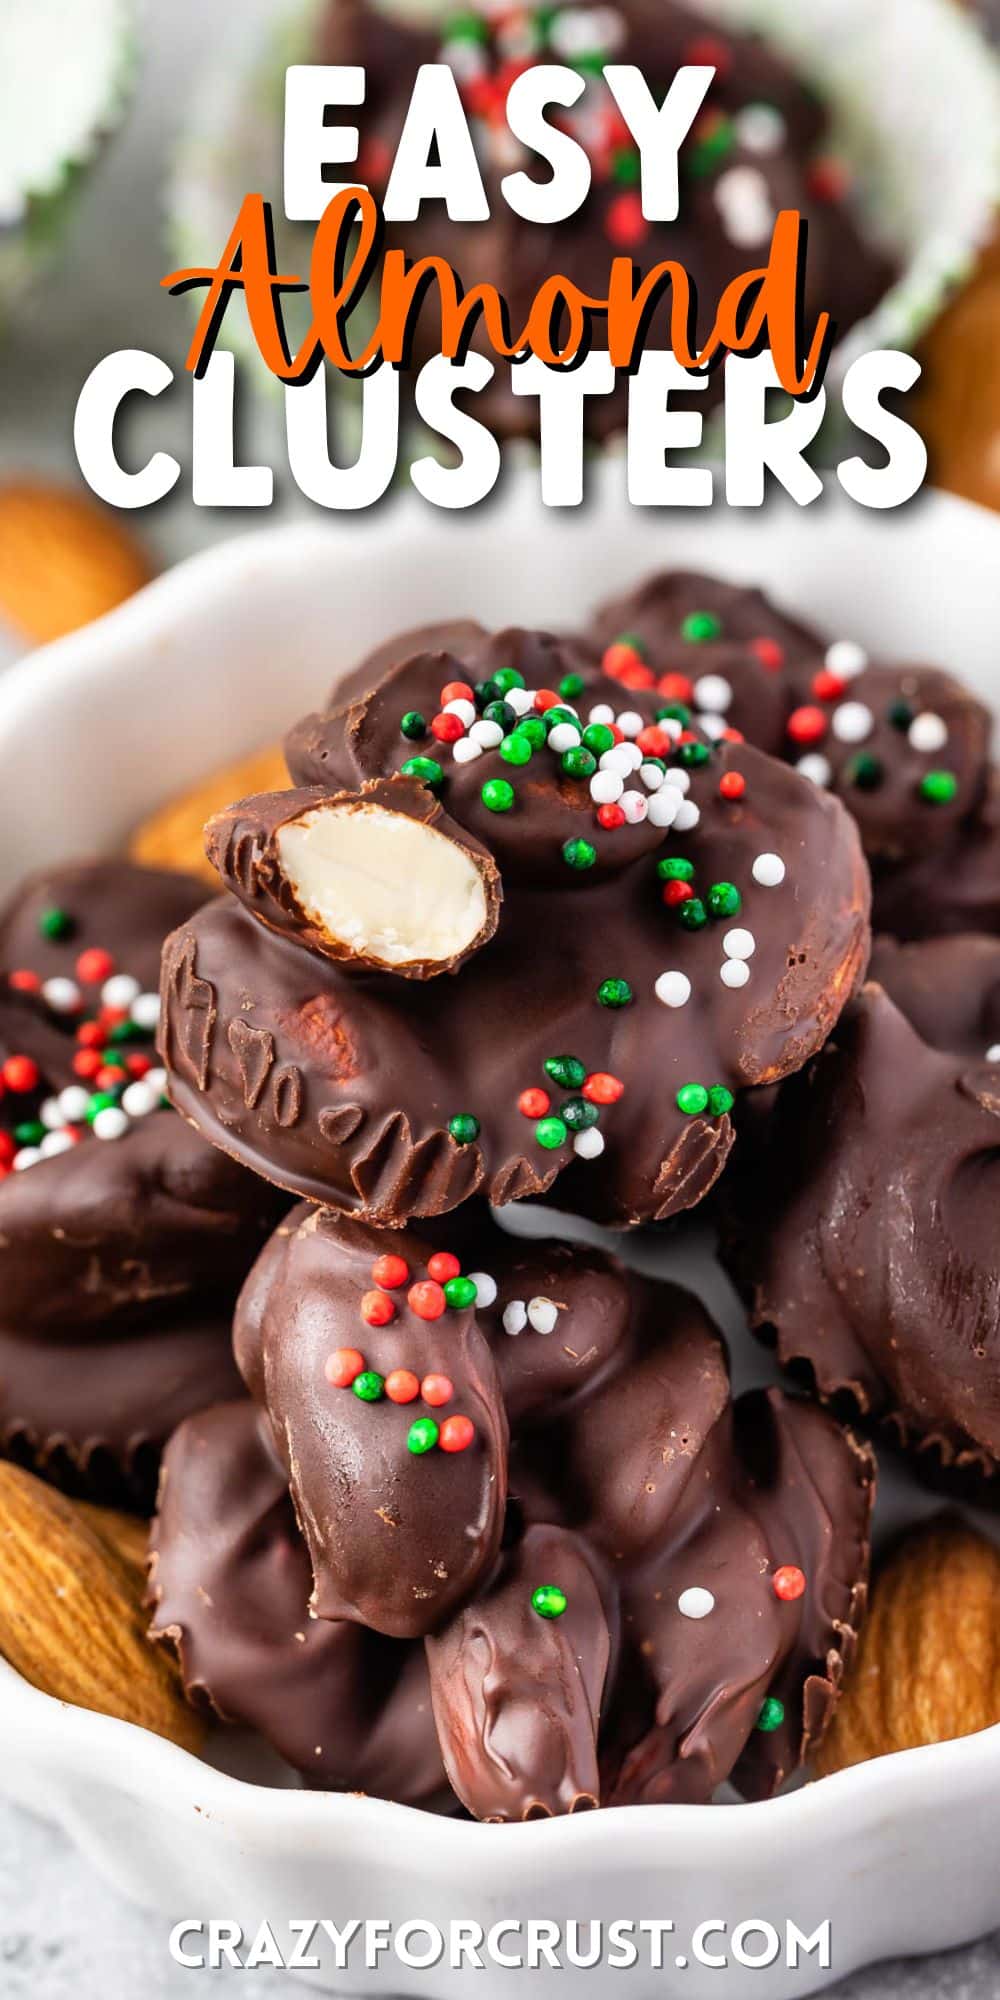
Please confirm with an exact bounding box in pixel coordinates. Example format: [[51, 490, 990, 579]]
[[166, 0, 1000, 442], [0, 0, 136, 310]]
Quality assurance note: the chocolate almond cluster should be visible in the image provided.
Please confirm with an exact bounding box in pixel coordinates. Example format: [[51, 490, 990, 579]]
[[150, 1206, 874, 1817]]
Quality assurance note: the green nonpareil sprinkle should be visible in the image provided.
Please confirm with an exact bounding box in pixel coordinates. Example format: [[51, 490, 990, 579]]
[[563, 837, 596, 871], [400, 756, 443, 789], [657, 856, 695, 883], [492, 667, 526, 695], [399, 711, 426, 740], [500, 733, 532, 767], [920, 770, 958, 804], [681, 609, 723, 642], [707, 882, 741, 919], [535, 1115, 568, 1150], [515, 714, 547, 748], [544, 1055, 586, 1090], [597, 977, 632, 1008], [756, 1696, 785, 1733], [677, 1083, 709, 1116], [352, 1370, 385, 1403], [561, 746, 596, 779], [677, 898, 708, 931], [561, 1095, 599, 1133], [407, 1417, 440, 1455], [38, 907, 73, 941], [532, 1584, 568, 1620], [707, 1085, 735, 1118], [448, 1113, 480, 1145], [444, 1275, 478, 1309], [559, 673, 585, 700], [679, 740, 711, 769], [482, 778, 515, 813], [582, 722, 615, 755]]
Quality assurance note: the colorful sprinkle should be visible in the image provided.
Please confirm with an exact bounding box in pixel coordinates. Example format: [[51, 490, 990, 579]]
[[772, 1564, 806, 1602], [421, 1374, 454, 1407], [444, 1274, 478, 1309], [597, 976, 632, 1008], [544, 1054, 586, 1089], [677, 1083, 709, 1116], [361, 1289, 396, 1326], [352, 1369, 386, 1402], [536, 1115, 568, 1150], [38, 907, 73, 941], [908, 712, 947, 753], [756, 1696, 785, 1733], [481, 777, 515, 812], [719, 770, 746, 801], [448, 1113, 480, 1144], [678, 1587, 715, 1620], [503, 1300, 528, 1337], [408, 1280, 447, 1320], [681, 610, 722, 643], [427, 1251, 461, 1283], [655, 970, 691, 1009], [325, 1347, 366, 1389], [921, 770, 958, 804], [751, 853, 785, 887], [707, 882, 741, 919], [407, 1417, 440, 1455], [563, 837, 596, 870], [468, 1271, 497, 1308], [518, 1086, 551, 1118], [385, 1370, 420, 1404], [531, 1584, 568, 1620], [400, 710, 427, 739], [400, 755, 444, 789], [439, 1415, 475, 1453], [372, 1254, 409, 1290]]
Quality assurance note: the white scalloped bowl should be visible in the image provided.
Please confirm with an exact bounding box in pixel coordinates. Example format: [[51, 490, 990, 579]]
[[1, 470, 1000, 1996]]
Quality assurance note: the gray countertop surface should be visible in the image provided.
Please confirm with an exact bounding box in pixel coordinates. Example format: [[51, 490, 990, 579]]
[[1, 1, 999, 1992]]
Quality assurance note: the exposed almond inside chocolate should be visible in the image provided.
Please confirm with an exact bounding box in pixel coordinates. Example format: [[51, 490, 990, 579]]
[[205, 777, 501, 977]]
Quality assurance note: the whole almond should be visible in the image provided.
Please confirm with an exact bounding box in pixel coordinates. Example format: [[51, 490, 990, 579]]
[[0, 1462, 202, 1753], [816, 1514, 1000, 1776], [129, 742, 290, 884], [0, 481, 151, 645]]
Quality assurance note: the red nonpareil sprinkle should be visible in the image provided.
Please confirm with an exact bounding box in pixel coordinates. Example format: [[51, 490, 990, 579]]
[[719, 771, 746, 801], [658, 672, 694, 703], [72, 1049, 102, 1080], [663, 879, 694, 907], [751, 638, 784, 672], [722, 726, 745, 744], [421, 1374, 454, 1408], [0, 1133, 14, 1168], [439, 1415, 475, 1453], [534, 688, 560, 713], [773, 1564, 806, 1601], [597, 802, 626, 829], [440, 680, 474, 707], [606, 191, 649, 249], [95, 1065, 127, 1091], [99, 1008, 127, 1030], [385, 1369, 420, 1405], [602, 640, 644, 680], [427, 1251, 461, 1283], [2, 1055, 39, 1093], [408, 1279, 447, 1321], [372, 1254, 409, 1290], [636, 725, 672, 758], [807, 157, 849, 203], [517, 1086, 551, 1118], [76, 1020, 104, 1048], [685, 32, 732, 73], [811, 670, 846, 703], [76, 947, 115, 986], [8, 970, 40, 993], [465, 76, 502, 122], [325, 1347, 365, 1389], [431, 711, 465, 744], [583, 1071, 625, 1105], [361, 1289, 396, 1327], [786, 705, 828, 746], [125, 1053, 153, 1078]]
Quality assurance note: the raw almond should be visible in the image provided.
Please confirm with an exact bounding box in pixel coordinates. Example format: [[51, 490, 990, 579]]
[[129, 742, 290, 884], [816, 1514, 1000, 1776], [0, 481, 151, 645], [0, 1462, 202, 1753], [75, 1498, 152, 1581]]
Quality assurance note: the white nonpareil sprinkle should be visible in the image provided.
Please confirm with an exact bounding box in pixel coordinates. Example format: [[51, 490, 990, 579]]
[[831, 701, 873, 745], [825, 640, 867, 679], [503, 1300, 528, 1337], [647, 788, 680, 829], [145, 1068, 168, 1097], [661, 766, 691, 794], [573, 1126, 605, 1160], [658, 715, 683, 742], [721, 959, 750, 990], [589, 703, 615, 726], [41, 977, 80, 1014], [987, 1045, 1000, 1064], [527, 1297, 558, 1334], [620, 790, 647, 824], [640, 761, 664, 791], [678, 1586, 716, 1620], [699, 714, 728, 742], [693, 674, 733, 713], [443, 697, 476, 728], [908, 712, 948, 754], [591, 769, 624, 805], [92, 1106, 130, 1141], [452, 738, 482, 765], [752, 852, 786, 887], [13, 1147, 42, 1171], [715, 165, 773, 247], [548, 722, 581, 753], [600, 744, 638, 777], [655, 970, 691, 1009], [102, 973, 141, 1010], [58, 1084, 91, 1123], [469, 718, 503, 749], [723, 928, 756, 961], [550, 4, 624, 55], [40, 1131, 75, 1159], [130, 992, 161, 1032], [616, 710, 644, 739], [121, 1081, 159, 1119], [504, 687, 534, 717], [443, 37, 488, 80], [797, 753, 832, 787], [469, 1270, 497, 1308], [673, 799, 701, 833], [39, 1098, 63, 1131], [735, 102, 786, 155]]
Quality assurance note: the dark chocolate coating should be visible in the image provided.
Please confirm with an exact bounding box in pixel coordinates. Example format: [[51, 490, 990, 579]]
[[162, 629, 869, 1229], [0, 861, 281, 1492], [872, 769, 1000, 941], [316, 0, 893, 439], [201, 1204, 874, 1816], [150, 1400, 450, 1803], [725, 979, 1000, 1474], [869, 932, 1000, 1065]]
